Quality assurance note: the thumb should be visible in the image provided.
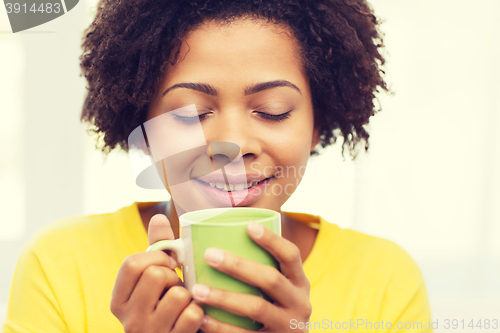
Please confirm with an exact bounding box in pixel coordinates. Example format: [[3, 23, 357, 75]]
[[148, 213, 175, 245]]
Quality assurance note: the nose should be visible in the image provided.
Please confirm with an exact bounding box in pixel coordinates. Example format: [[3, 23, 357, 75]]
[[207, 142, 241, 171], [205, 111, 262, 161]]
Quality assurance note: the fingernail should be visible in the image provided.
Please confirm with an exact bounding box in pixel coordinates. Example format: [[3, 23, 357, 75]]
[[193, 284, 210, 300], [201, 314, 209, 328], [247, 221, 264, 238], [204, 248, 224, 265]]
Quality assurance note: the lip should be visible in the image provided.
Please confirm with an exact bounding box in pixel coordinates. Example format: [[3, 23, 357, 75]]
[[194, 177, 273, 207], [195, 172, 271, 185]]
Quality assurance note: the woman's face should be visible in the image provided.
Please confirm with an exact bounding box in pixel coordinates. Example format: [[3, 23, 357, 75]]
[[146, 18, 319, 212]]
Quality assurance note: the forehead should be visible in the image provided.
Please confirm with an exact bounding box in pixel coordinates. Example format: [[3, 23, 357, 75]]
[[163, 19, 306, 88]]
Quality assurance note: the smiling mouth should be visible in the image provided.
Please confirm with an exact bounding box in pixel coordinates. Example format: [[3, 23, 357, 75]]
[[197, 177, 273, 192]]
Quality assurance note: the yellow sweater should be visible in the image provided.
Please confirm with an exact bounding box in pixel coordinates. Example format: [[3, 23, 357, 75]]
[[3, 202, 432, 332]]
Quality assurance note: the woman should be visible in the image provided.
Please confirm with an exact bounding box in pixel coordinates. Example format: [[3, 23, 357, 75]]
[[3, 0, 432, 332]]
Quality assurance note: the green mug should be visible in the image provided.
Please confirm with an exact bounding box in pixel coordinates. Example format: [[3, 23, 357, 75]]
[[146, 207, 281, 331]]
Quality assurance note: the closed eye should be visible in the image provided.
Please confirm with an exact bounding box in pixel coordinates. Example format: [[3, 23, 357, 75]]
[[256, 110, 292, 122], [172, 110, 292, 123], [172, 113, 210, 124]]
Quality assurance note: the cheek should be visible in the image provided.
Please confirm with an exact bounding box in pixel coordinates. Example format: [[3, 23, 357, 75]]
[[279, 143, 310, 183], [145, 106, 207, 162], [268, 125, 313, 181], [280, 114, 314, 153], [265, 134, 310, 209]]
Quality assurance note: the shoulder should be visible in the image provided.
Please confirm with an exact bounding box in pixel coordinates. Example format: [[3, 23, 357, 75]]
[[5, 206, 140, 333], [354, 230, 417, 267], [26, 210, 118, 254], [305, 219, 433, 327], [323, 219, 419, 270], [23, 202, 145, 265], [331, 226, 432, 323], [313, 218, 425, 290], [313, 219, 432, 320], [13, 203, 146, 294]]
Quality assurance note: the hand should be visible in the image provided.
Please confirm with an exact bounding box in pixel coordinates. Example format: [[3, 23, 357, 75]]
[[110, 214, 205, 333], [192, 222, 312, 333]]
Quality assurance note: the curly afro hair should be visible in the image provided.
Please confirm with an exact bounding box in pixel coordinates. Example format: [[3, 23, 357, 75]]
[[80, 0, 389, 158]]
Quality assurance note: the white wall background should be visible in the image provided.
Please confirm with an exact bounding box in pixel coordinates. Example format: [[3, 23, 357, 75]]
[[1, 0, 499, 331]]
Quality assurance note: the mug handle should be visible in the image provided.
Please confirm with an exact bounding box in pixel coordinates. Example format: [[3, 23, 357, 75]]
[[146, 239, 186, 264]]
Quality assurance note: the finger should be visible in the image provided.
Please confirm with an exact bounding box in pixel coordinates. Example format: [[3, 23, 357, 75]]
[[148, 213, 175, 245], [247, 221, 307, 287], [111, 251, 177, 308], [200, 314, 260, 333], [203, 248, 296, 307], [127, 265, 181, 316], [171, 301, 205, 333], [192, 284, 281, 329], [153, 286, 192, 330]]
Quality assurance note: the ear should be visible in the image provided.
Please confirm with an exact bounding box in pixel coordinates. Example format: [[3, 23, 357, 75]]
[[310, 127, 321, 152]]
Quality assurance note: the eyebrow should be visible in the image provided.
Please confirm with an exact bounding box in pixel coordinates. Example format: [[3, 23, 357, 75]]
[[162, 80, 301, 97], [245, 80, 301, 95], [162, 82, 218, 96]]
